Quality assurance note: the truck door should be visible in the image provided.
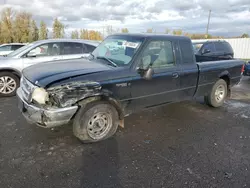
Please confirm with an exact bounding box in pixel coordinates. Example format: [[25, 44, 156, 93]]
[[129, 39, 182, 110]]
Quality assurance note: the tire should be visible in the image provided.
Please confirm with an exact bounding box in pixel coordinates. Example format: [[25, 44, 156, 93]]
[[73, 101, 119, 143], [204, 79, 228, 107], [0, 72, 19, 97]]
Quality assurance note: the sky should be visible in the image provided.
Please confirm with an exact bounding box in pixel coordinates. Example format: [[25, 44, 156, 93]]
[[0, 0, 250, 37]]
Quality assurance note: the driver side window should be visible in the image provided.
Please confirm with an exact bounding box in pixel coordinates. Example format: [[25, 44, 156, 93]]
[[140, 40, 175, 69]]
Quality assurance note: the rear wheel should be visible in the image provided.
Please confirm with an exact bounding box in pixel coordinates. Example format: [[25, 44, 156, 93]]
[[204, 79, 228, 107], [73, 101, 119, 143], [0, 72, 19, 97]]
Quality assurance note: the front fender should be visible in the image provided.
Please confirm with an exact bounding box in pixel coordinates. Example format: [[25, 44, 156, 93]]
[[76, 94, 125, 121]]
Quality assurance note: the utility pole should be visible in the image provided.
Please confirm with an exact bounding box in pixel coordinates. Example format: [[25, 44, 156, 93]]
[[206, 10, 211, 35]]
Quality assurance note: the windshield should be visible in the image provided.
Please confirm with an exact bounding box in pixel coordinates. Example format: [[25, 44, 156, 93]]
[[0, 45, 11, 51], [91, 35, 144, 67], [7, 43, 34, 57], [192, 43, 203, 53]]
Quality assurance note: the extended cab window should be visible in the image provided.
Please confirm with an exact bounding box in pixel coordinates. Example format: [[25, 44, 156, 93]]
[[141, 40, 175, 69], [180, 40, 195, 64]]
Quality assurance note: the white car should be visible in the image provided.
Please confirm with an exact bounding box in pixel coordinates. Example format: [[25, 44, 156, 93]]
[[0, 43, 26, 56]]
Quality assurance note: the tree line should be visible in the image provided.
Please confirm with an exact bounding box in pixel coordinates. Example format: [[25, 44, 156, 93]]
[[146, 28, 249, 39], [0, 8, 50, 43], [0, 8, 105, 44], [70, 26, 129, 40]]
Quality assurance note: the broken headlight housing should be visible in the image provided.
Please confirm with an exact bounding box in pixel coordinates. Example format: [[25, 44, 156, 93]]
[[31, 87, 49, 105]]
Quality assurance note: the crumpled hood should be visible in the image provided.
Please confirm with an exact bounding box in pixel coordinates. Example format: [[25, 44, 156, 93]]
[[23, 58, 112, 87]]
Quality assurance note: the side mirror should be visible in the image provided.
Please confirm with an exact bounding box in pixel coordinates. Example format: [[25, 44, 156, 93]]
[[143, 67, 154, 80], [136, 66, 154, 80], [26, 51, 37, 57], [202, 48, 210, 54]]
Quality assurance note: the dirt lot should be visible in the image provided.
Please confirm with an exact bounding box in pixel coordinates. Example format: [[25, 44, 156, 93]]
[[1, 77, 250, 188]]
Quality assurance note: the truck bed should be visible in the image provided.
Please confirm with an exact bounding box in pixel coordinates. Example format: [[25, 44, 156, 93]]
[[194, 59, 244, 97], [195, 54, 232, 62]]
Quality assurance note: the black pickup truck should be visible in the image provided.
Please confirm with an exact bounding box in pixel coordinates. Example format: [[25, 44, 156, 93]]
[[17, 33, 244, 143]]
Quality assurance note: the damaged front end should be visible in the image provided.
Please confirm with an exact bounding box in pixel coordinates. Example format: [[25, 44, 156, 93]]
[[47, 81, 102, 108], [17, 78, 103, 128]]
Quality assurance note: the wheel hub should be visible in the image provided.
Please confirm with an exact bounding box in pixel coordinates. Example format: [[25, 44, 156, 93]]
[[215, 84, 226, 103], [87, 112, 112, 140], [0, 76, 17, 94]]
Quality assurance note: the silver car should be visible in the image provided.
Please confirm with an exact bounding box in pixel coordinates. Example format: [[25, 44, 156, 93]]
[[0, 39, 100, 97], [0, 43, 27, 56]]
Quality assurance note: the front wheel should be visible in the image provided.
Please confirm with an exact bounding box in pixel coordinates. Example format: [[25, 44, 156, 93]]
[[0, 72, 19, 97], [204, 79, 228, 107], [73, 101, 119, 143]]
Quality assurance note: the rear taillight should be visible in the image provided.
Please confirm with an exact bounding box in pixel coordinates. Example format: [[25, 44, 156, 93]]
[[241, 64, 245, 73]]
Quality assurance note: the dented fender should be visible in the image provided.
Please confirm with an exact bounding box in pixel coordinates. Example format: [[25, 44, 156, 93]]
[[47, 81, 102, 107], [46, 80, 125, 123], [76, 95, 125, 128], [76, 95, 125, 120]]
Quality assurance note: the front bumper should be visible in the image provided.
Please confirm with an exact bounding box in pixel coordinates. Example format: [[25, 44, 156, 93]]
[[16, 88, 78, 128]]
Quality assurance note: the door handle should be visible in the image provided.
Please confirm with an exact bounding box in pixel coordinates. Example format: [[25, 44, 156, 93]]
[[172, 72, 179, 78], [52, 58, 59, 60]]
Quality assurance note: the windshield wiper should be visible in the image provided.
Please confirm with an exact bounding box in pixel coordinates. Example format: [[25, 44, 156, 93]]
[[96, 56, 117, 67]]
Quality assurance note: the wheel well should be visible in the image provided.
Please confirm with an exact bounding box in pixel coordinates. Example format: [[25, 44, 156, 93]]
[[77, 95, 124, 120], [220, 75, 230, 97], [0, 69, 21, 79], [76, 95, 125, 128]]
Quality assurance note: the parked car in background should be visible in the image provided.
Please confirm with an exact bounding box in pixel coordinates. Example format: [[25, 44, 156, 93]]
[[0, 43, 26, 56], [242, 61, 250, 76], [16, 33, 244, 143], [0, 39, 100, 97], [192, 40, 234, 62]]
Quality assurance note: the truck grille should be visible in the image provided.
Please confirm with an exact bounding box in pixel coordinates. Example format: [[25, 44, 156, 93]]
[[20, 76, 36, 103]]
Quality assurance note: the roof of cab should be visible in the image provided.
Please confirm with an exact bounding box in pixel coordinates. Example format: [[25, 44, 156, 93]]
[[108, 33, 191, 41]]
